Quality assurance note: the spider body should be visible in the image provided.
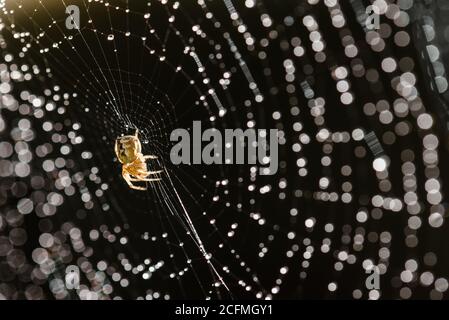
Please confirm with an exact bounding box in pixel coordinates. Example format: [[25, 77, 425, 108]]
[[115, 129, 161, 190]]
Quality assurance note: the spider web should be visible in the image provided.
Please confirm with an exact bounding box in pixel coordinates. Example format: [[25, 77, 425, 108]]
[[0, 0, 270, 299], [1, 0, 449, 300]]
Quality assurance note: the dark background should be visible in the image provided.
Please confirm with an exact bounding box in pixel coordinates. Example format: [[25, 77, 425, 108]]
[[1, 0, 449, 300]]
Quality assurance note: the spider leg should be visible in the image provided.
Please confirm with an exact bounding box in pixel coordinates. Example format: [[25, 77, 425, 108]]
[[129, 184, 147, 191], [130, 175, 161, 182], [142, 170, 163, 176], [133, 169, 162, 177], [128, 177, 146, 182], [127, 174, 160, 182], [123, 172, 147, 190]]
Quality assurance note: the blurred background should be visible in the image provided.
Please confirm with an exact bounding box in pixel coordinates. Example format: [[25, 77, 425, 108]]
[[1, 0, 449, 299]]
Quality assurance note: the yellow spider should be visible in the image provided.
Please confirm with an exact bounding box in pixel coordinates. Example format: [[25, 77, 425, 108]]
[[114, 129, 162, 190]]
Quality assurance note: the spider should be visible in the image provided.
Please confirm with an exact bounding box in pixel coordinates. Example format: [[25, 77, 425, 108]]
[[114, 129, 162, 190]]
